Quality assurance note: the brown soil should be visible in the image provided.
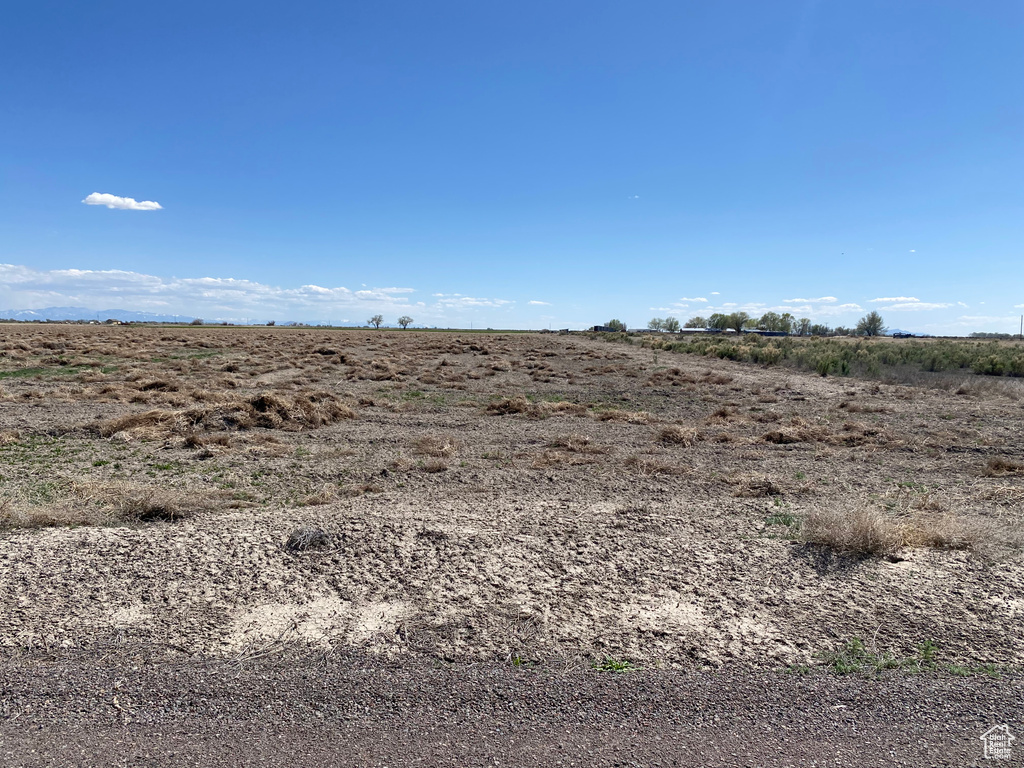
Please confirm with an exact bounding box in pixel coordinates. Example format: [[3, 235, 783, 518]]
[[0, 325, 1021, 670]]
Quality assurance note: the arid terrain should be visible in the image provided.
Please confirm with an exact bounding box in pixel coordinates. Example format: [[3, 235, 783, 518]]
[[1, 324, 1022, 765]]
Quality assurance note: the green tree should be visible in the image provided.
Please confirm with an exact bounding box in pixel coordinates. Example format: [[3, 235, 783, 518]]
[[663, 316, 680, 333], [368, 314, 383, 329], [606, 319, 626, 331], [707, 313, 729, 330], [685, 316, 707, 329], [855, 311, 886, 337], [796, 318, 812, 336], [727, 312, 751, 333], [779, 312, 795, 334], [758, 311, 782, 332], [647, 317, 664, 331], [397, 315, 413, 329]]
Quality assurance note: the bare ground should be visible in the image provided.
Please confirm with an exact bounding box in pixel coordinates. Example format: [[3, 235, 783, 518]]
[[1, 325, 1022, 763]]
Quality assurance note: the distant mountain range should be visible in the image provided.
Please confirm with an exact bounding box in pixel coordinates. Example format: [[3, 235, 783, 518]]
[[0, 306, 196, 323]]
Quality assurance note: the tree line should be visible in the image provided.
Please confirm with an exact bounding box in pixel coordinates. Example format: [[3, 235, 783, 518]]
[[641, 311, 887, 337]]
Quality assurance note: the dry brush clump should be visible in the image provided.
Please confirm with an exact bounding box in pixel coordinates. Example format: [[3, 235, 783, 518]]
[[0, 481, 200, 529], [656, 424, 700, 447], [592, 408, 653, 424], [802, 504, 1022, 559], [412, 435, 461, 457], [96, 390, 356, 441], [486, 396, 586, 418], [982, 457, 1024, 477]]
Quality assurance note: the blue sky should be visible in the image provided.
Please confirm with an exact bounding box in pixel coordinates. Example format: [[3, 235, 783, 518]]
[[1, 1, 1021, 331]]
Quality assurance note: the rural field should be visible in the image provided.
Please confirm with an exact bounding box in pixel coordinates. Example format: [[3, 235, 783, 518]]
[[1, 323, 1023, 765]]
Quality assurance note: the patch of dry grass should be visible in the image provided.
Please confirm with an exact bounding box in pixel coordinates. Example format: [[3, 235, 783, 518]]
[[729, 473, 782, 498], [96, 391, 356, 441], [487, 395, 533, 415], [802, 506, 905, 557], [802, 505, 1022, 559], [983, 457, 1024, 477], [592, 408, 652, 424], [656, 425, 699, 446], [1, 482, 199, 528], [412, 435, 461, 457]]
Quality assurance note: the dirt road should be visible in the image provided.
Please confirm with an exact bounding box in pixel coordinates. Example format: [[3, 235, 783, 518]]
[[1, 651, 1020, 767]]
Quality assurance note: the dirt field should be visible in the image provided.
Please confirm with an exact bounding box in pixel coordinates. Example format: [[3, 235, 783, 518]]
[[0, 324, 1022, 763], [0, 323, 1022, 667]]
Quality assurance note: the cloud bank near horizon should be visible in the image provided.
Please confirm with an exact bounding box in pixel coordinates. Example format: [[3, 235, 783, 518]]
[[0, 263, 1013, 333], [0, 264, 515, 324], [82, 192, 163, 211]]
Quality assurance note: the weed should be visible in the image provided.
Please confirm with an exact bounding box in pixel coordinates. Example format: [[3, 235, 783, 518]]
[[593, 657, 636, 673]]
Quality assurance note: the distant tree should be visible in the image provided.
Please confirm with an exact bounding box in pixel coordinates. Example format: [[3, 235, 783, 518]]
[[707, 313, 729, 330], [685, 316, 708, 329], [855, 311, 886, 337], [397, 315, 413, 329], [266, 320, 276, 326], [663, 316, 680, 333], [779, 312, 795, 334], [809, 323, 832, 336], [368, 314, 383, 329], [833, 326, 852, 336], [758, 312, 782, 332], [727, 312, 751, 333], [796, 318, 812, 336], [606, 319, 626, 332], [190, 318, 203, 326], [647, 317, 665, 331]]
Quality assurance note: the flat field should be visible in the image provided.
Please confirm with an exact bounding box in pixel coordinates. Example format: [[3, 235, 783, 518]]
[[1, 323, 1022, 670]]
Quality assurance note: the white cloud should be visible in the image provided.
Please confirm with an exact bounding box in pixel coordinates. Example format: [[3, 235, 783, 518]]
[[909, 249, 916, 252], [957, 301, 968, 308], [870, 296, 918, 303], [82, 192, 162, 211], [710, 291, 720, 295], [432, 295, 514, 309], [679, 297, 707, 303], [783, 296, 837, 303], [876, 302, 952, 311], [528, 300, 551, 306], [0, 263, 427, 322]]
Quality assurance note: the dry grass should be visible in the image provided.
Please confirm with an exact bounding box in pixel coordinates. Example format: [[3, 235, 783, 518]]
[[803, 505, 1021, 559], [412, 435, 461, 457], [96, 391, 356, 441], [0, 482, 197, 529], [0, 430, 21, 446], [657, 425, 699, 446], [983, 457, 1024, 477], [802, 506, 905, 557], [593, 408, 652, 424], [729, 473, 782, 498], [487, 395, 533, 415]]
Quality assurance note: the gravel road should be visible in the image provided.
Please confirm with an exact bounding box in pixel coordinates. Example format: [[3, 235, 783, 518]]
[[1, 651, 1020, 767]]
